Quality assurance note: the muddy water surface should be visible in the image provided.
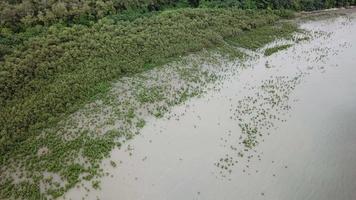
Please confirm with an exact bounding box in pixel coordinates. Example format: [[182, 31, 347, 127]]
[[64, 13, 356, 200]]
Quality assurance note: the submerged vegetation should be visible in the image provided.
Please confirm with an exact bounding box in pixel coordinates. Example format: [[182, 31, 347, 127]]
[[214, 16, 346, 177], [1, 0, 354, 199]]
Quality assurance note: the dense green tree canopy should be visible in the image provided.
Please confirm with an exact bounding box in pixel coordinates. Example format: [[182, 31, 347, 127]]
[[1, 0, 355, 32]]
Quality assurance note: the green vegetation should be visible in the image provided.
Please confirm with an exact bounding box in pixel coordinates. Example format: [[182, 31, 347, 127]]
[[136, 86, 166, 104], [0, 42, 246, 199], [0, 0, 350, 199], [1, 0, 354, 33], [0, 8, 280, 155], [217, 72, 305, 175], [0, 128, 124, 199], [200, 0, 355, 10], [0, 0, 186, 31], [227, 23, 297, 50], [1, 0, 354, 60], [264, 44, 293, 56]]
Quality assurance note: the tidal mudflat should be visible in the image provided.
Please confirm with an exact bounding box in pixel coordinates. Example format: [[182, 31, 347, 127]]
[[62, 12, 356, 200]]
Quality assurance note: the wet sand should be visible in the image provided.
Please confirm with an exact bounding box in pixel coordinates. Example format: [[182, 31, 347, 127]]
[[63, 12, 356, 200]]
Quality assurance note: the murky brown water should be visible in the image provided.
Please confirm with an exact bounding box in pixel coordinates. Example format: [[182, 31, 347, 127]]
[[63, 13, 356, 200]]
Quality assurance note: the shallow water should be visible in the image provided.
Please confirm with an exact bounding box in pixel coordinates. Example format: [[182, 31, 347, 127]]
[[63, 13, 356, 200]]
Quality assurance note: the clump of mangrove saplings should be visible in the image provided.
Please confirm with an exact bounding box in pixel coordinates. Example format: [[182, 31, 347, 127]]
[[227, 23, 298, 50], [264, 44, 293, 56]]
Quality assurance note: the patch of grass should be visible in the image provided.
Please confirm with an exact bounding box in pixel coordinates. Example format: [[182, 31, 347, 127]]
[[264, 44, 293, 56], [227, 22, 298, 50]]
